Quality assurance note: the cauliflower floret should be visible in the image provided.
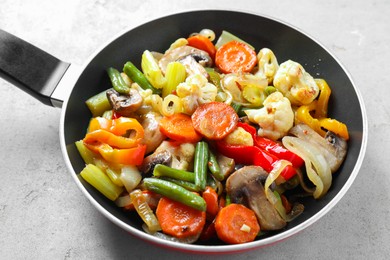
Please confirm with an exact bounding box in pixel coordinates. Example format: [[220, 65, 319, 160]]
[[245, 92, 294, 140], [176, 74, 218, 114], [223, 127, 254, 146], [155, 141, 195, 170], [273, 60, 319, 106], [254, 48, 279, 84]]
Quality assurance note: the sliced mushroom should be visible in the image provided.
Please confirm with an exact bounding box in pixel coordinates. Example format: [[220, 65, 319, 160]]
[[289, 123, 348, 172], [216, 154, 235, 180], [158, 46, 212, 75], [106, 88, 143, 117], [177, 55, 209, 78], [139, 112, 165, 154], [139, 150, 172, 176], [226, 166, 286, 231]]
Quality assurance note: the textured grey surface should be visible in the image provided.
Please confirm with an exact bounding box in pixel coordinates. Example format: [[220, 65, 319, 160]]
[[0, 0, 387, 259]]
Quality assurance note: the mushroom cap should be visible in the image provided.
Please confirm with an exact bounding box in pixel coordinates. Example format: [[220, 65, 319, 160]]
[[158, 46, 212, 75], [289, 123, 348, 172], [226, 166, 286, 231], [106, 88, 143, 117]]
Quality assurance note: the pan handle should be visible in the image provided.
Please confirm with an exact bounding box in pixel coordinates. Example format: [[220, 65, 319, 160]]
[[0, 29, 76, 107]]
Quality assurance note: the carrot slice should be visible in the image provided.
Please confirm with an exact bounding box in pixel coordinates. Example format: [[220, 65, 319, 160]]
[[215, 41, 257, 73], [202, 186, 219, 218], [159, 113, 202, 143], [187, 34, 216, 59], [215, 203, 260, 244], [191, 102, 238, 140], [156, 196, 206, 238], [199, 220, 217, 241]]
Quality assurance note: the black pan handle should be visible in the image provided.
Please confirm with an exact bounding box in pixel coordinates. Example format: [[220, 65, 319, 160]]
[[0, 29, 70, 107]]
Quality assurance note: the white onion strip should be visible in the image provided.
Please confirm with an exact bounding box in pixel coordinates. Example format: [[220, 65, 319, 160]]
[[264, 159, 292, 220], [142, 224, 200, 244], [115, 193, 132, 207], [282, 136, 332, 199]]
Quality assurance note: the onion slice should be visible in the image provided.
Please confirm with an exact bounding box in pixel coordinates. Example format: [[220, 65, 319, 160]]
[[115, 193, 132, 207], [130, 189, 161, 233], [142, 224, 200, 244], [282, 136, 332, 199], [264, 160, 292, 220]]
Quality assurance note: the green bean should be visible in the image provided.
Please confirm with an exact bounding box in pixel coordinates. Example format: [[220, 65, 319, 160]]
[[230, 102, 241, 114], [123, 61, 161, 95], [194, 141, 209, 191], [160, 177, 199, 192], [206, 174, 223, 196], [225, 193, 231, 206], [143, 178, 206, 211], [208, 149, 224, 181], [107, 67, 130, 94], [153, 164, 195, 183]]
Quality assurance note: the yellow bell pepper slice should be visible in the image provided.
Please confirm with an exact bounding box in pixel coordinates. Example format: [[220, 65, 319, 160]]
[[296, 101, 326, 137], [319, 118, 349, 140], [296, 101, 349, 140], [85, 143, 147, 166], [314, 79, 331, 118], [84, 117, 144, 149]]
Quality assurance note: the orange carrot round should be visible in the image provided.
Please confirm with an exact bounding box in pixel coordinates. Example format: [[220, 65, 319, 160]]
[[191, 102, 238, 140], [215, 203, 260, 244], [199, 220, 217, 241], [202, 186, 219, 218], [215, 41, 257, 73], [156, 196, 206, 239], [159, 113, 202, 143], [187, 34, 216, 59]]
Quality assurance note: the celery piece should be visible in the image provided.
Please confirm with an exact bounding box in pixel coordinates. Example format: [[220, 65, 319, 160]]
[[242, 85, 266, 107], [80, 164, 124, 201], [85, 90, 111, 117], [163, 62, 186, 98], [215, 30, 255, 50], [205, 67, 222, 89], [106, 168, 124, 187], [141, 50, 167, 89], [94, 159, 124, 187], [75, 140, 95, 165], [102, 110, 113, 120]]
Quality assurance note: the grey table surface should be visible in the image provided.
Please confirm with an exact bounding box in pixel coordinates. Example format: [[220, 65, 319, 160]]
[[0, 0, 387, 259]]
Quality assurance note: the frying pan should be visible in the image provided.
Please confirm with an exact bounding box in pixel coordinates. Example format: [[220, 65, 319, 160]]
[[0, 10, 367, 253]]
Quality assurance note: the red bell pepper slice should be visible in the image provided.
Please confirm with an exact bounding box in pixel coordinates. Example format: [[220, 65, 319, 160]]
[[237, 122, 304, 168], [215, 141, 296, 182]]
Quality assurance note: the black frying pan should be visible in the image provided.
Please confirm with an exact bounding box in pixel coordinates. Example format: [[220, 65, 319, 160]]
[[0, 10, 367, 253]]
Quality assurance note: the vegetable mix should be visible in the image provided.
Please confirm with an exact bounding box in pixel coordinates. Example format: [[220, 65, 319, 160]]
[[76, 29, 349, 245]]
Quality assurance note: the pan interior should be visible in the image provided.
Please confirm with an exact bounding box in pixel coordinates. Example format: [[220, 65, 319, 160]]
[[62, 10, 364, 248]]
